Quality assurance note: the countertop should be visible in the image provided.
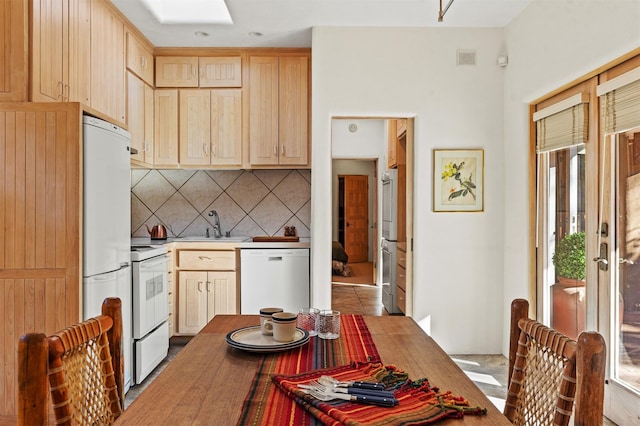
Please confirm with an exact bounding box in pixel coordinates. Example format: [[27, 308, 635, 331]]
[[131, 237, 311, 249]]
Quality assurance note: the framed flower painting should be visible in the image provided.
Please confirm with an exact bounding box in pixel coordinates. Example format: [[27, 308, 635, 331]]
[[433, 149, 484, 212]]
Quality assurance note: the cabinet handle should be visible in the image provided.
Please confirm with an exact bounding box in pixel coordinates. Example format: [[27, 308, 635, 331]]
[[206, 281, 211, 292], [273, 145, 277, 155], [198, 256, 212, 261], [193, 66, 198, 79], [57, 81, 64, 100], [281, 145, 285, 157], [211, 143, 216, 156], [64, 83, 70, 101], [198, 281, 203, 292], [203, 143, 208, 154]]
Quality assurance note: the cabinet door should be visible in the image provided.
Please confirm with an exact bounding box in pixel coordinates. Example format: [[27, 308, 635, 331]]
[[211, 89, 242, 166], [32, 0, 66, 102], [91, 0, 125, 123], [156, 57, 199, 87], [278, 56, 309, 166], [199, 57, 242, 88], [207, 271, 237, 318], [249, 56, 279, 165], [0, 0, 28, 101], [67, 0, 91, 104], [387, 120, 398, 169], [127, 72, 145, 163], [126, 31, 154, 86], [128, 72, 154, 165], [179, 89, 211, 166], [154, 89, 179, 166], [178, 271, 209, 334], [143, 83, 155, 164]]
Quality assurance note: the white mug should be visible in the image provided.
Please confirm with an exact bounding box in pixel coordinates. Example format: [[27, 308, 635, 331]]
[[270, 312, 298, 342], [260, 307, 283, 335]]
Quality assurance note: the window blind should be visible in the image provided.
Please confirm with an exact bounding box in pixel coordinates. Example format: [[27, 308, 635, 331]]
[[534, 94, 588, 153], [598, 67, 640, 134]]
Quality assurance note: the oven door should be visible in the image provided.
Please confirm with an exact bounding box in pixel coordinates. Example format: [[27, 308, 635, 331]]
[[133, 255, 169, 339]]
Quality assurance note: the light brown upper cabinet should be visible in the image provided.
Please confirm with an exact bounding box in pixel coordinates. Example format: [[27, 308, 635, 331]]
[[0, 0, 28, 101], [32, 0, 91, 104], [179, 89, 242, 167], [387, 119, 407, 169], [154, 89, 179, 167], [126, 31, 154, 86], [127, 71, 154, 166], [248, 54, 309, 167], [90, 0, 125, 124], [156, 56, 242, 88]]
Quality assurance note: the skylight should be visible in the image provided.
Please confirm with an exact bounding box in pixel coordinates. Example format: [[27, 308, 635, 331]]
[[141, 0, 232, 24]]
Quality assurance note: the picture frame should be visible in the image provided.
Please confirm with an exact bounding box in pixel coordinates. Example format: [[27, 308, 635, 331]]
[[433, 149, 484, 212]]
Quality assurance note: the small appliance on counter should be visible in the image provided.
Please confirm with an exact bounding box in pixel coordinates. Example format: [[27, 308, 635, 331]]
[[146, 223, 167, 240]]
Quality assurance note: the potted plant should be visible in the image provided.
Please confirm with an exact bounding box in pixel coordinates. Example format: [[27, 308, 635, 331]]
[[552, 231, 586, 286], [551, 231, 586, 339]]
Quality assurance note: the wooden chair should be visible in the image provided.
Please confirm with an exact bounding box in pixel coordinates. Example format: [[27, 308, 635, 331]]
[[504, 298, 606, 426], [18, 297, 124, 425]]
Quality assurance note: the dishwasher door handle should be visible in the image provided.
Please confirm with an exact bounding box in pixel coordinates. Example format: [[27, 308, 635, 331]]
[[268, 256, 283, 261]]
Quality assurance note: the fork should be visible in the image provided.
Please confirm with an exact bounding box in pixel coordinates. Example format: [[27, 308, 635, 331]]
[[302, 388, 398, 407]]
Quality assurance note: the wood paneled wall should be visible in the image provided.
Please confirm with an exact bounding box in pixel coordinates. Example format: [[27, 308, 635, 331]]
[[0, 102, 82, 416]]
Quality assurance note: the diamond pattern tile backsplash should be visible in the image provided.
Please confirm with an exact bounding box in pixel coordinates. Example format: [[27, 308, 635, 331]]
[[131, 169, 311, 238]]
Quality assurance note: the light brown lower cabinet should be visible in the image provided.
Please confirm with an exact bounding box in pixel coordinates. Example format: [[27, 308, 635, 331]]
[[178, 270, 236, 334], [176, 249, 237, 335], [0, 102, 82, 418]]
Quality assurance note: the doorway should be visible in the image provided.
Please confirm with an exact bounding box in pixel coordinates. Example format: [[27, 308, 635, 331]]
[[331, 117, 414, 316], [332, 161, 376, 286]]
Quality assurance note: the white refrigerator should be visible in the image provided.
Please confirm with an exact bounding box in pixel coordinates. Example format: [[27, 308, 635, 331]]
[[81, 116, 133, 392]]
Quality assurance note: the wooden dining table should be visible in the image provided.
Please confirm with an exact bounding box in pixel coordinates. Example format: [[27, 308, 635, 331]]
[[115, 315, 511, 425]]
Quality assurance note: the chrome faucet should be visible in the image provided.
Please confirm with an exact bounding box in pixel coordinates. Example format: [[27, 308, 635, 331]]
[[208, 210, 222, 238]]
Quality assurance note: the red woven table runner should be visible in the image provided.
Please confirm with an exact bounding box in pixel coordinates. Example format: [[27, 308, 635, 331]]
[[237, 314, 380, 425], [237, 314, 486, 426], [273, 362, 487, 426]]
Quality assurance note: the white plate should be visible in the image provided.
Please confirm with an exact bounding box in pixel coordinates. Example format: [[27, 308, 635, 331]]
[[226, 326, 310, 352]]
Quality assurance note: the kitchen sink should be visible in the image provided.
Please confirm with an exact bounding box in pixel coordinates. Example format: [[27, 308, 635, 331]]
[[176, 236, 250, 242]]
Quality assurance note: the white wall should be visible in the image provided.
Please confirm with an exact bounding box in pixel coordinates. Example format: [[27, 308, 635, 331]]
[[502, 0, 640, 353], [311, 27, 506, 353], [310, 1, 640, 355]]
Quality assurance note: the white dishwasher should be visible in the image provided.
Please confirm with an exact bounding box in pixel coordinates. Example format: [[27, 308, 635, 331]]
[[240, 248, 310, 314]]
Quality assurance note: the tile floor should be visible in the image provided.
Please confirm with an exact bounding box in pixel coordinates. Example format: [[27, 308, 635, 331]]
[[125, 283, 617, 424]]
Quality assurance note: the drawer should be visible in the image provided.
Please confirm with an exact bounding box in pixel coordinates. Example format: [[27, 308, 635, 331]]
[[397, 286, 406, 314], [178, 250, 236, 270], [396, 265, 406, 291], [397, 249, 406, 269]]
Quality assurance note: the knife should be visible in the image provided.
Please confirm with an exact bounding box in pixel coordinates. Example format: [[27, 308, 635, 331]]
[[298, 384, 395, 399], [328, 391, 398, 406], [300, 387, 398, 406], [319, 376, 386, 391]]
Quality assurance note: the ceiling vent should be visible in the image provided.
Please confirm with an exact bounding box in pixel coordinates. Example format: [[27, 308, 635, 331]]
[[457, 50, 476, 66]]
